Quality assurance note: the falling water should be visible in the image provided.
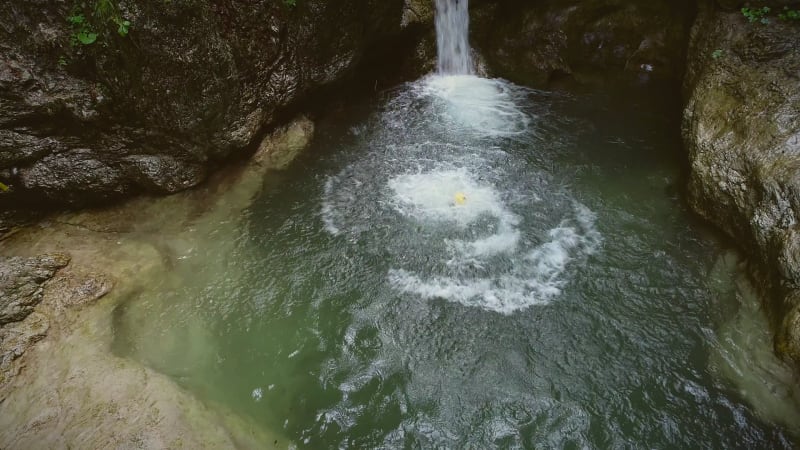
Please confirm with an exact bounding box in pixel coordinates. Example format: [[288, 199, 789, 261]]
[[435, 0, 473, 74]]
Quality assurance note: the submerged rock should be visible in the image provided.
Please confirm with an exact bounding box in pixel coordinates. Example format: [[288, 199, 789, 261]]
[[0, 312, 49, 391], [254, 116, 315, 170], [682, 1, 800, 366], [45, 268, 113, 310], [0, 299, 284, 448], [0, 0, 406, 205]]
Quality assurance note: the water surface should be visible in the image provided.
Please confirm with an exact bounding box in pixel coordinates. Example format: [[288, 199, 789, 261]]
[[113, 75, 800, 448]]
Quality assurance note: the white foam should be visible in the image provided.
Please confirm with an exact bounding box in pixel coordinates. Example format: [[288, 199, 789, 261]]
[[447, 225, 521, 258], [389, 202, 601, 314], [319, 75, 600, 314], [420, 75, 531, 137], [321, 177, 340, 235], [526, 227, 582, 279], [388, 269, 552, 315], [388, 168, 513, 227]]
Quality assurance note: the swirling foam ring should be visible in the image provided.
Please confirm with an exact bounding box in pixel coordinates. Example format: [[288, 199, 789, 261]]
[[388, 201, 601, 314]]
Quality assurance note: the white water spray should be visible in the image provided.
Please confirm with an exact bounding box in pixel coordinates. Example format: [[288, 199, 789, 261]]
[[435, 0, 473, 74]]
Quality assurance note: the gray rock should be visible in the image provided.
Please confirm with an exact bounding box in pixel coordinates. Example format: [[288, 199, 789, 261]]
[[682, 1, 800, 365], [403, 0, 435, 27], [471, 0, 692, 86], [122, 155, 207, 194], [44, 268, 113, 310], [0, 253, 70, 325], [0, 312, 49, 393], [0, 0, 406, 204], [0, 130, 66, 170]]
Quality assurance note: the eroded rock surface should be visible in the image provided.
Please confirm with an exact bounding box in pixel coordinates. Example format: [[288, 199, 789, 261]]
[[0, 253, 69, 325], [682, 1, 800, 365], [0, 0, 405, 205], [471, 0, 693, 86], [0, 253, 68, 393], [0, 116, 315, 446]]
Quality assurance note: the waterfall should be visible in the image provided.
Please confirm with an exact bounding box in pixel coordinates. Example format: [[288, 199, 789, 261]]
[[435, 0, 473, 75]]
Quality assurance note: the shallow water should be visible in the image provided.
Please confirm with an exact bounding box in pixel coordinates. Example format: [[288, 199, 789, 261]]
[[112, 75, 800, 448]]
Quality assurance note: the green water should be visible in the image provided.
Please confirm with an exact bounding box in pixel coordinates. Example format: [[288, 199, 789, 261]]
[[113, 75, 799, 448]]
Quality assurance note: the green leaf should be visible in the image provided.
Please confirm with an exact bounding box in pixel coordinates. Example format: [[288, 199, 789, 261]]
[[67, 14, 85, 24], [77, 31, 98, 44], [0, 182, 10, 192], [117, 19, 130, 36]]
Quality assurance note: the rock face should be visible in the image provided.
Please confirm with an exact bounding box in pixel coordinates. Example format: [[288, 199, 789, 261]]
[[0, 253, 69, 390], [470, 0, 693, 86], [682, 1, 800, 365], [0, 0, 405, 205], [0, 253, 70, 325]]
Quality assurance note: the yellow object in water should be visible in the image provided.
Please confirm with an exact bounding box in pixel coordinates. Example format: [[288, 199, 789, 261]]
[[454, 192, 467, 205]]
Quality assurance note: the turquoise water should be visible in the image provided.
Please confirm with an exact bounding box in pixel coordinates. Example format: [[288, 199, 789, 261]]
[[113, 75, 799, 448]]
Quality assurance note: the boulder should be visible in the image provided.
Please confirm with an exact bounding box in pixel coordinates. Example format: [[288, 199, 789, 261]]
[[471, 0, 693, 86], [0, 253, 70, 325], [681, 1, 800, 365], [0, 0, 406, 204]]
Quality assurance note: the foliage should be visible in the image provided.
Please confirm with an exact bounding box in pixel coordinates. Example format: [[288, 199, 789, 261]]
[[711, 49, 724, 59], [741, 5, 800, 24], [779, 7, 800, 21], [67, 13, 98, 45], [741, 6, 771, 24], [284, 0, 297, 7], [67, 0, 131, 47], [0, 182, 9, 193]]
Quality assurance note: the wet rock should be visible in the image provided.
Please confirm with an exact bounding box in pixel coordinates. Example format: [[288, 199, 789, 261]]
[[44, 269, 113, 310], [682, 1, 800, 366], [0, 0, 406, 204], [403, 0, 435, 27], [0, 253, 70, 325], [0, 304, 283, 448], [19, 150, 127, 203], [471, 0, 693, 87], [0, 209, 40, 238], [254, 116, 315, 170], [0, 312, 49, 393], [121, 154, 207, 194], [0, 130, 66, 169]]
